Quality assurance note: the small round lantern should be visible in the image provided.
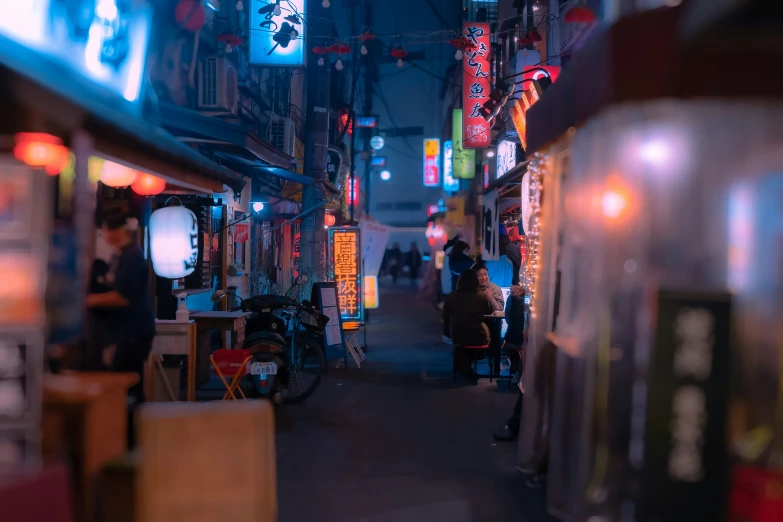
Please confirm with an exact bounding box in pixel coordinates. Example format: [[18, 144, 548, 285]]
[[131, 172, 167, 196], [149, 205, 199, 279], [324, 213, 336, 227], [100, 161, 138, 188], [175, 0, 207, 32]]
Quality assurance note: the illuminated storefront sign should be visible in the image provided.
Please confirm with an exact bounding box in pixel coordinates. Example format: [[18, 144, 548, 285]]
[[328, 227, 363, 322], [371, 156, 386, 167], [423, 138, 440, 187], [510, 100, 528, 151], [0, 0, 153, 108], [461, 22, 491, 149], [509, 70, 559, 151], [345, 175, 360, 207], [496, 141, 519, 178], [452, 109, 476, 179], [250, 0, 305, 66], [442, 141, 459, 192], [356, 116, 378, 128], [363, 275, 379, 309]]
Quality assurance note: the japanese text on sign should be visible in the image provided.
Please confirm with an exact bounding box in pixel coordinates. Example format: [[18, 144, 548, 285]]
[[423, 138, 440, 187], [462, 22, 491, 149], [329, 228, 363, 322]]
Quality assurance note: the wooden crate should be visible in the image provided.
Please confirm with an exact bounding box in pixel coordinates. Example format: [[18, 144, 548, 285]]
[[137, 401, 277, 522]]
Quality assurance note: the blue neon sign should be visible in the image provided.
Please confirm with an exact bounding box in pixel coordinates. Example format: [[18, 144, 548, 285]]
[[250, 0, 306, 67], [442, 141, 459, 192]]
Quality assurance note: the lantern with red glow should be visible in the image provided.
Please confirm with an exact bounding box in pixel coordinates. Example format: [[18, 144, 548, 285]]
[[338, 108, 353, 135], [217, 33, 243, 54], [131, 172, 167, 196], [13, 133, 70, 175], [313, 45, 329, 66], [100, 160, 139, 188], [449, 37, 476, 60], [390, 46, 408, 68], [175, 0, 207, 32], [358, 32, 375, 55], [345, 176, 359, 207], [324, 213, 336, 227], [563, 5, 596, 23]]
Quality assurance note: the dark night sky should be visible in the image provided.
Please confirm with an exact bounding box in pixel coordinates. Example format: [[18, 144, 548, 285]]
[[332, 0, 461, 228]]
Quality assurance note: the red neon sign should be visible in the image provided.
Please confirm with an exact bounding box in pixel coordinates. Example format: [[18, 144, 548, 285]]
[[461, 22, 491, 149], [345, 176, 360, 207]]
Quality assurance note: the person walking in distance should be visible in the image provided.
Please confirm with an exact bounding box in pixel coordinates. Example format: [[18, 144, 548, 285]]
[[408, 241, 423, 285]]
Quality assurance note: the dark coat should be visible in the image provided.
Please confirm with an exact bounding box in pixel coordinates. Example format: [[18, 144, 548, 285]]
[[501, 236, 522, 286], [504, 289, 526, 346], [443, 290, 493, 347], [448, 251, 474, 292]]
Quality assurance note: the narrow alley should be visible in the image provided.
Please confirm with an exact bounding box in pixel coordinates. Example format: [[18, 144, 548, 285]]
[[275, 283, 553, 522]]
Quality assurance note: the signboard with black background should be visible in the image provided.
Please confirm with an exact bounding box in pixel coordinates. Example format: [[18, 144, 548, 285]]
[[639, 290, 732, 522]]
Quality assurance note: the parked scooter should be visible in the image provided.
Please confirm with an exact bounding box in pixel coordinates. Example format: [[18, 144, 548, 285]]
[[211, 279, 328, 404]]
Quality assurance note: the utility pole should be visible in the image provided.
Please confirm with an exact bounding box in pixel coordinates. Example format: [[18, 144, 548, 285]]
[[301, 0, 331, 287], [362, 0, 375, 219]]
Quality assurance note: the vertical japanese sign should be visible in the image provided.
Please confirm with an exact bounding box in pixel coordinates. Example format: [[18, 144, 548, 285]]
[[328, 227, 363, 322], [423, 139, 440, 187], [452, 109, 476, 179], [345, 175, 360, 208], [442, 141, 459, 192], [292, 232, 301, 277], [462, 22, 491, 149], [640, 290, 731, 522]]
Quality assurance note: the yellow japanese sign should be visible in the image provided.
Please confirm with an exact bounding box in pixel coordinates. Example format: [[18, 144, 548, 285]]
[[424, 139, 440, 157], [363, 275, 379, 309], [329, 227, 363, 321]]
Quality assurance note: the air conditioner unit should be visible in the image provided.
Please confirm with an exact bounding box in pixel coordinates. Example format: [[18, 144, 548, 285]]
[[269, 117, 296, 157], [198, 56, 238, 115]]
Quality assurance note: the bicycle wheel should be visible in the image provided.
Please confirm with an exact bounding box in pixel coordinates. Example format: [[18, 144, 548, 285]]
[[285, 333, 325, 403]]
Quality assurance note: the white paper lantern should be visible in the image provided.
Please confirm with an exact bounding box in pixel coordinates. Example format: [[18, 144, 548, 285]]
[[149, 206, 199, 279]]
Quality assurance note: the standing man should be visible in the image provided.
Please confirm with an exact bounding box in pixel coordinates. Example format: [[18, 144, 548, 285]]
[[500, 224, 522, 286]]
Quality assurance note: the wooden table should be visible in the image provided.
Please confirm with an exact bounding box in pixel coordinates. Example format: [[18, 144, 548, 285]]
[[42, 371, 138, 522], [190, 311, 250, 349], [148, 320, 198, 401]]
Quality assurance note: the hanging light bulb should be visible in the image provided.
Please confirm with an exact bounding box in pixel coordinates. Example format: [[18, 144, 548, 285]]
[[290, 30, 297, 39], [225, 42, 232, 53], [397, 58, 403, 68], [361, 44, 368, 55], [273, 2, 281, 15], [318, 56, 324, 66], [322, 0, 330, 7], [335, 59, 344, 70], [236, 0, 243, 10], [455, 49, 463, 60]]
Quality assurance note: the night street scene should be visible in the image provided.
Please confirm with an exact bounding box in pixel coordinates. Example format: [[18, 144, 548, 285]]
[[1, 0, 782, 521]]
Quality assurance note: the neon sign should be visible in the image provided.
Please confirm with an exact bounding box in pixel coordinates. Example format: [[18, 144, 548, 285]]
[[249, 0, 306, 66], [328, 227, 363, 322], [423, 138, 440, 187], [461, 22, 491, 149]]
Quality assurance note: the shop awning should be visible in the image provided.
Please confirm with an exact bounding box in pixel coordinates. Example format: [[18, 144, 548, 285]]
[[157, 102, 295, 170], [526, 5, 783, 152], [485, 160, 529, 193], [214, 152, 313, 186], [0, 44, 245, 195]]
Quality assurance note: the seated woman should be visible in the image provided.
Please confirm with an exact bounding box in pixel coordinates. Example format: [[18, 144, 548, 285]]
[[474, 262, 505, 312], [443, 270, 494, 377]]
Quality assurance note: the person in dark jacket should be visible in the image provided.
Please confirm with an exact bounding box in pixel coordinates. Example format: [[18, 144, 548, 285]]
[[388, 243, 403, 284], [448, 240, 474, 292], [500, 224, 522, 286], [443, 270, 493, 377], [407, 241, 422, 284], [494, 285, 528, 441]]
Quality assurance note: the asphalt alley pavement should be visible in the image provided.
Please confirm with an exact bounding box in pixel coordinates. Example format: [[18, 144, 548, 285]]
[[275, 282, 555, 522]]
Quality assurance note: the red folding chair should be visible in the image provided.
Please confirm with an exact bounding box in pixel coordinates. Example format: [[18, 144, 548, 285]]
[[210, 349, 253, 400]]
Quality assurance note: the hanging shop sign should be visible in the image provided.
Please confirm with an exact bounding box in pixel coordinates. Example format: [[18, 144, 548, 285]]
[[363, 275, 379, 309], [521, 65, 560, 85], [0, 0, 153, 108], [509, 80, 548, 152], [423, 138, 440, 187], [442, 140, 459, 192], [149, 205, 199, 279], [327, 148, 342, 185], [496, 140, 521, 178], [358, 220, 390, 277], [292, 232, 301, 277], [233, 223, 249, 244], [481, 189, 499, 260], [483, 163, 490, 189], [249, 0, 305, 66], [640, 290, 731, 522], [520, 172, 533, 235], [371, 156, 386, 167], [370, 136, 385, 151], [345, 175, 360, 207], [452, 109, 476, 179], [461, 22, 491, 149], [328, 227, 363, 322]]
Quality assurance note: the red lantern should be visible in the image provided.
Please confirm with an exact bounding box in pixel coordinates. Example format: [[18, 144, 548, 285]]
[[131, 172, 167, 196], [312, 45, 329, 54], [217, 33, 243, 53], [449, 37, 476, 52], [517, 36, 534, 45], [390, 46, 408, 59], [175, 0, 206, 32], [13, 133, 70, 176], [324, 213, 336, 227], [563, 5, 596, 23], [358, 32, 375, 42], [529, 30, 542, 42]]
